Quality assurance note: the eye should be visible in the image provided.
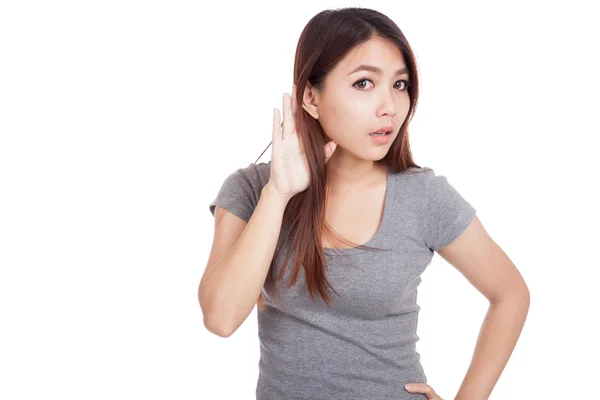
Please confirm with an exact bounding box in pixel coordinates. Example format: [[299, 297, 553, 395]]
[[353, 77, 410, 91]]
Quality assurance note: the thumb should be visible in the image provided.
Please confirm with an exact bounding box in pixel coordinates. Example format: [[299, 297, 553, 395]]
[[324, 141, 337, 163]]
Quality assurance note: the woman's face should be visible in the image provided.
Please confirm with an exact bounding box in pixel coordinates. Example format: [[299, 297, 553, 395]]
[[302, 36, 411, 161]]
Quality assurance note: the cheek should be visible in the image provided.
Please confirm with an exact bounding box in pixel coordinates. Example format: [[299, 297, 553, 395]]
[[319, 93, 410, 139], [400, 94, 412, 113], [321, 96, 369, 137]]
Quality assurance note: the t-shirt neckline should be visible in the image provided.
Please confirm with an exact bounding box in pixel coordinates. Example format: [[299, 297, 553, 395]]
[[323, 165, 393, 256]]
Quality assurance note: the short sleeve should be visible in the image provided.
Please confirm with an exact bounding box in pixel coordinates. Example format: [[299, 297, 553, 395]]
[[422, 170, 476, 251], [208, 162, 270, 222]]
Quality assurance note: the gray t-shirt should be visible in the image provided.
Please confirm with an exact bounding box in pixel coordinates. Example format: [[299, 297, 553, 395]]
[[208, 161, 476, 400]]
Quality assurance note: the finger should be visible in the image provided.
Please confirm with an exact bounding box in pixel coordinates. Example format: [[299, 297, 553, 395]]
[[405, 383, 438, 399], [407, 384, 439, 399], [282, 92, 293, 137], [292, 84, 297, 116], [272, 108, 282, 146], [324, 141, 337, 163]]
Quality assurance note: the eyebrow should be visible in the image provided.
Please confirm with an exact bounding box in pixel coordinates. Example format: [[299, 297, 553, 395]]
[[347, 64, 410, 76]]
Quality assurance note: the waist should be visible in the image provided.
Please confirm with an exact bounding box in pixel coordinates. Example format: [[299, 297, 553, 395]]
[[256, 359, 427, 400]]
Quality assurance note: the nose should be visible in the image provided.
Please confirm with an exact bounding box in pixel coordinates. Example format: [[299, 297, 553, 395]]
[[376, 89, 397, 118]]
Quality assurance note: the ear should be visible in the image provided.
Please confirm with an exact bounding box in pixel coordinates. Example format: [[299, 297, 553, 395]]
[[301, 83, 320, 120]]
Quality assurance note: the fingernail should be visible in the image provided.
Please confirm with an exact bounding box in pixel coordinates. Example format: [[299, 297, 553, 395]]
[[405, 384, 414, 390]]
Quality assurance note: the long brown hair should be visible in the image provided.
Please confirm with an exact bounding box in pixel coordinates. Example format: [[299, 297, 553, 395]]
[[255, 7, 428, 311]]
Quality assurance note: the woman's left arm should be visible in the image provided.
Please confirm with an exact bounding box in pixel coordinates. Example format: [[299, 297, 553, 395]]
[[438, 215, 531, 400]]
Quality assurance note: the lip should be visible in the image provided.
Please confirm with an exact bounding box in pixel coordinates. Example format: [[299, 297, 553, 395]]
[[370, 125, 394, 134], [369, 132, 392, 144]]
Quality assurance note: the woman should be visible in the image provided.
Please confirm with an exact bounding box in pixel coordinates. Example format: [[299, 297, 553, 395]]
[[200, 7, 530, 400]]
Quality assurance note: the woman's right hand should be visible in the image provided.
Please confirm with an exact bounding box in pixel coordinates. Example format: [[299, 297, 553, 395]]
[[267, 84, 337, 200]]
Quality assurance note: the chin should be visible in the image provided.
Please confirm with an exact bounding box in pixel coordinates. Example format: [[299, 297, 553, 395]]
[[362, 150, 390, 162]]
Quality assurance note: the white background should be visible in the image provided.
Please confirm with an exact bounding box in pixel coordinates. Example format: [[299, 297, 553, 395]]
[[1, 0, 599, 399]]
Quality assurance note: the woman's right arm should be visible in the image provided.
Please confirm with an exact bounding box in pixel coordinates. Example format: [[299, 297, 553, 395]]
[[198, 181, 291, 337], [200, 84, 337, 337]]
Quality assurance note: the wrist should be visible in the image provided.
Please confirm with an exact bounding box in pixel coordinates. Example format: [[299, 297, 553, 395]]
[[262, 181, 293, 206]]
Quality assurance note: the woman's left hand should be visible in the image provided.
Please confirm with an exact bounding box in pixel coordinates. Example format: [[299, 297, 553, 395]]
[[405, 383, 444, 399]]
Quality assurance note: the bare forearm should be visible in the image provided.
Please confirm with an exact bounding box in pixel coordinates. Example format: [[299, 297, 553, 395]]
[[454, 293, 530, 400], [201, 182, 290, 336]]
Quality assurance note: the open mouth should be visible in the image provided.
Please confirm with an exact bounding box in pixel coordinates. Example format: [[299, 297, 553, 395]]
[[369, 130, 392, 136]]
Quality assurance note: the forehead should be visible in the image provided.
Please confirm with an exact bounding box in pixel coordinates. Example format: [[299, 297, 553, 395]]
[[334, 37, 405, 75]]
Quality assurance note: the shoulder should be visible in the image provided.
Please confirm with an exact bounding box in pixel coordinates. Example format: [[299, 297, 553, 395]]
[[388, 165, 471, 210], [391, 166, 455, 192], [388, 165, 434, 192], [393, 166, 476, 251], [232, 161, 271, 190], [208, 161, 271, 221]]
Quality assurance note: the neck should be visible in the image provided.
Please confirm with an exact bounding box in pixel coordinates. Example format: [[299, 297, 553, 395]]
[[325, 151, 386, 194]]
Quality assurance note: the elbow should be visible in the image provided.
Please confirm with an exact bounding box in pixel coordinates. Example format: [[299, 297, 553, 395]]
[[492, 285, 531, 307], [199, 285, 231, 337], [198, 285, 238, 338], [201, 306, 234, 338], [516, 280, 531, 306], [205, 318, 234, 338], [203, 313, 233, 338]]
